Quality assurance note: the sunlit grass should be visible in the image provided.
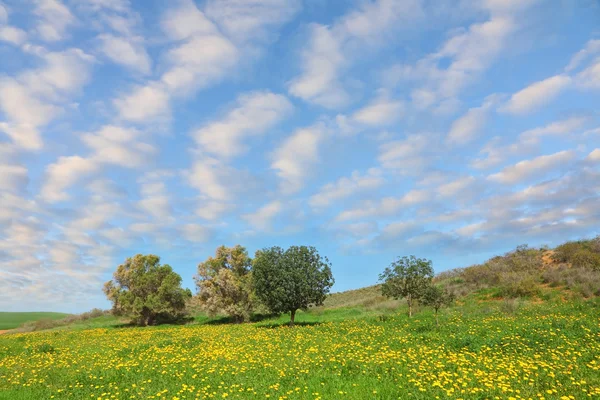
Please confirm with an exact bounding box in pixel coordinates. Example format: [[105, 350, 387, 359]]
[[1, 300, 599, 399]]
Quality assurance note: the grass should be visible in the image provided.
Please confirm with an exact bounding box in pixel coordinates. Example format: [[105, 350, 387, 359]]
[[1, 298, 599, 399], [0, 312, 69, 330]]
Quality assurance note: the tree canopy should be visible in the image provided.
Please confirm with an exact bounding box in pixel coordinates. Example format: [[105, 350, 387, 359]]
[[253, 245, 334, 326], [194, 245, 255, 322], [421, 285, 454, 326], [379, 255, 434, 317], [103, 254, 191, 326]]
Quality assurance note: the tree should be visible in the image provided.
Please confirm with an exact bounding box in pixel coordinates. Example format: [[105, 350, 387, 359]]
[[194, 245, 255, 322], [421, 285, 455, 326], [253, 246, 334, 326], [103, 254, 191, 326], [379, 255, 434, 317]]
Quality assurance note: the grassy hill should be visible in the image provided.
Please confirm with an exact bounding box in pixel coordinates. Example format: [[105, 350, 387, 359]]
[[1, 237, 599, 399], [0, 312, 70, 330]]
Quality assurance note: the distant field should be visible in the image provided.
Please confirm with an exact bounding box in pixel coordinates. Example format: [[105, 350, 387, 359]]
[[0, 312, 70, 330]]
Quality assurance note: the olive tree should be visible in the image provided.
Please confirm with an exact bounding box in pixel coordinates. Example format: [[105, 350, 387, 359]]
[[103, 254, 191, 326], [421, 285, 455, 326], [194, 245, 254, 322], [379, 255, 434, 317], [253, 246, 334, 326]]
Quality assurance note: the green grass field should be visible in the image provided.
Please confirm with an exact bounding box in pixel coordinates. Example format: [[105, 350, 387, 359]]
[[1, 299, 599, 400], [0, 312, 70, 330]]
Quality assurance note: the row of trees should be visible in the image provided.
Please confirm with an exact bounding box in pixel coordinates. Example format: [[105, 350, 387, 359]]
[[103, 246, 452, 327], [104, 245, 334, 326]]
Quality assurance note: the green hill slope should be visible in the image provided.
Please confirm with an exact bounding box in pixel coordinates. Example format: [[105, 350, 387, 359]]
[[0, 312, 70, 330]]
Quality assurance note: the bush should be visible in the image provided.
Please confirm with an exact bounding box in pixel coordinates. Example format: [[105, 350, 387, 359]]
[[571, 249, 600, 270]]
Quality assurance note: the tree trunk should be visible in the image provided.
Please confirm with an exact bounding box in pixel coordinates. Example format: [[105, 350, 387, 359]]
[[290, 309, 296, 327], [407, 294, 412, 318]]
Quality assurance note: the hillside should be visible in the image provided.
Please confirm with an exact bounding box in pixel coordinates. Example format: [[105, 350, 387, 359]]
[[0, 312, 69, 331]]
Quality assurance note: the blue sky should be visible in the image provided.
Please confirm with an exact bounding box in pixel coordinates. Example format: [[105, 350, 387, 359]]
[[1, 0, 599, 313]]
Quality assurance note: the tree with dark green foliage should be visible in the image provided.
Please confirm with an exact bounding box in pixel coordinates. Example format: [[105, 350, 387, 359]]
[[252, 246, 334, 326], [103, 254, 191, 326], [379, 255, 434, 317], [421, 285, 455, 326]]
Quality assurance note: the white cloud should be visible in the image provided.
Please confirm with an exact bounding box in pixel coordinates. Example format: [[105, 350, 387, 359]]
[[195, 201, 231, 220], [447, 95, 499, 145], [82, 125, 156, 167], [194, 91, 293, 158], [0, 25, 27, 45], [205, 0, 301, 43], [472, 116, 588, 169], [242, 200, 283, 230], [0, 49, 94, 150], [500, 75, 572, 115], [97, 34, 151, 74], [41, 156, 99, 202], [519, 116, 587, 144], [438, 176, 476, 197], [272, 124, 324, 194], [378, 134, 434, 172], [288, 25, 347, 108], [0, 164, 28, 193], [309, 168, 384, 208], [114, 84, 170, 122], [180, 223, 212, 243], [34, 0, 75, 42], [388, 14, 517, 110], [351, 96, 404, 126], [0, 3, 7, 23], [565, 39, 600, 72], [585, 148, 600, 163], [575, 59, 600, 89], [160, 0, 218, 41], [289, 0, 423, 108], [335, 189, 429, 222], [487, 150, 577, 184]]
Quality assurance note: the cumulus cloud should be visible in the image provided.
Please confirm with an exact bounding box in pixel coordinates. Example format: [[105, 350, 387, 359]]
[[335, 189, 429, 222], [97, 34, 151, 74], [114, 84, 170, 122], [289, 0, 423, 108], [0, 49, 94, 150], [242, 200, 283, 231], [500, 75, 572, 115], [33, 0, 75, 42], [82, 125, 156, 168], [271, 124, 324, 194], [40, 156, 100, 202], [447, 95, 500, 145], [194, 91, 293, 158], [351, 95, 404, 126], [309, 168, 384, 209], [487, 150, 577, 184], [205, 0, 301, 43], [472, 116, 588, 169]]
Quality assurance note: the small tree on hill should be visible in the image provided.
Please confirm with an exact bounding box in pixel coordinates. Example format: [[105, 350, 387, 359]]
[[103, 254, 191, 326], [379, 255, 434, 318], [194, 245, 255, 322], [421, 285, 455, 326], [253, 246, 334, 326]]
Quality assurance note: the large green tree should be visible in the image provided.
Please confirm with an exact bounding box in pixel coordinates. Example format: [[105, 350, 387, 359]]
[[253, 246, 334, 326], [194, 245, 254, 322], [379, 255, 434, 317], [103, 254, 191, 326]]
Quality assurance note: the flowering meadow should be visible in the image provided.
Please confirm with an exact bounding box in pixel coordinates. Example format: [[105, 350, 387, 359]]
[[1, 302, 599, 400]]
